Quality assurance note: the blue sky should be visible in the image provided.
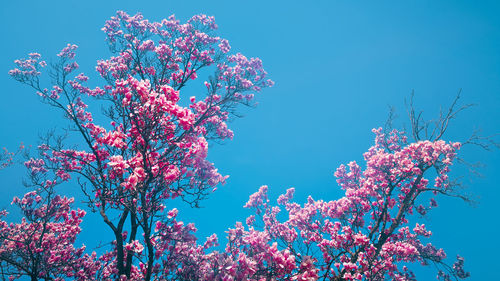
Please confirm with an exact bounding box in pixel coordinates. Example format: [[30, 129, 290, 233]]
[[1, 1, 499, 280]]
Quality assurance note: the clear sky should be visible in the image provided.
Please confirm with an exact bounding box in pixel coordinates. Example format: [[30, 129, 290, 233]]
[[1, 1, 499, 280]]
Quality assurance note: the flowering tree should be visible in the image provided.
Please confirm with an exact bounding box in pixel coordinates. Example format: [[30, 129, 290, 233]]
[[4, 10, 491, 281], [196, 99, 483, 281], [218, 129, 469, 281], [7, 11, 271, 281]]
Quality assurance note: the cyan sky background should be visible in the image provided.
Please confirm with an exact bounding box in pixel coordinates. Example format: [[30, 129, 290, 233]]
[[1, 1, 499, 280]]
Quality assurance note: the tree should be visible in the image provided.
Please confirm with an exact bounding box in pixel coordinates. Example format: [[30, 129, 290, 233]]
[[218, 129, 468, 281], [7, 11, 272, 281], [196, 95, 492, 281], [4, 10, 492, 281]]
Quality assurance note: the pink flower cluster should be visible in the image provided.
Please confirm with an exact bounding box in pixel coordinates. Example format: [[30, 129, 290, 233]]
[[8, 52, 46, 82]]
